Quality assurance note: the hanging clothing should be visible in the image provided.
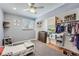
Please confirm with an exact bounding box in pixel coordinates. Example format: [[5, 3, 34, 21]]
[[70, 35, 75, 42], [73, 35, 77, 45], [56, 24, 61, 33], [56, 24, 65, 33], [67, 24, 72, 33], [61, 26, 65, 32], [71, 27, 75, 34], [70, 23, 76, 42], [75, 34, 79, 50], [70, 26, 75, 42], [69, 23, 79, 50], [75, 23, 79, 34], [73, 23, 79, 50]]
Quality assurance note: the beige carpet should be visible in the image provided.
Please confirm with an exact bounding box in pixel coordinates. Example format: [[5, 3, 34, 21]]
[[30, 40, 65, 56]]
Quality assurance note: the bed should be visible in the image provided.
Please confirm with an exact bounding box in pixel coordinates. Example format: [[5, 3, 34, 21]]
[[1, 40, 65, 56], [1, 41, 35, 56]]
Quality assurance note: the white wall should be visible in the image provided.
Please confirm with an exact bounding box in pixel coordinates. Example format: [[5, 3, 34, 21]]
[[35, 19, 48, 39], [35, 7, 79, 40], [37, 4, 79, 21], [0, 9, 4, 46], [4, 13, 36, 43], [56, 8, 79, 21]]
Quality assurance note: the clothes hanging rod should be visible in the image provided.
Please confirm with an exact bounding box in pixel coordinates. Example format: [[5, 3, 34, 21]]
[[61, 20, 79, 24]]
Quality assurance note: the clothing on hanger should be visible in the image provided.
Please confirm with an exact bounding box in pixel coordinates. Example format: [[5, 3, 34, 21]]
[[56, 24, 61, 33], [67, 24, 72, 33], [61, 26, 65, 32], [75, 34, 79, 50], [75, 23, 79, 34], [71, 26, 75, 34], [56, 24, 65, 33], [71, 35, 75, 42]]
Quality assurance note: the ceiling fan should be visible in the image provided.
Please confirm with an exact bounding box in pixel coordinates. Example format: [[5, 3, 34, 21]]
[[25, 3, 44, 14]]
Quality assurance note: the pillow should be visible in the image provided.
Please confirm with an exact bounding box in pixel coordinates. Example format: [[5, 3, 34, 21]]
[[0, 47, 4, 55]]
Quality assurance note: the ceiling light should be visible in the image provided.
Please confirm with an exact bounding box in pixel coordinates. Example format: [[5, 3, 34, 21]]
[[30, 8, 36, 14], [13, 7, 16, 10], [27, 3, 32, 6]]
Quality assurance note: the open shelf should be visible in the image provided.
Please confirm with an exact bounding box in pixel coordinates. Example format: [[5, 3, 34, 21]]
[[3, 21, 10, 29]]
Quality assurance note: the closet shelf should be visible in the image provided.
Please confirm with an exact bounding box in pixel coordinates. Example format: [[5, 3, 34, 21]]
[[3, 21, 10, 29], [61, 20, 79, 24], [63, 38, 79, 55]]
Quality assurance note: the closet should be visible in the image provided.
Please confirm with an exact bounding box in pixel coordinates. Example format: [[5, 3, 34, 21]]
[[61, 20, 79, 55], [47, 13, 79, 55], [47, 16, 65, 47]]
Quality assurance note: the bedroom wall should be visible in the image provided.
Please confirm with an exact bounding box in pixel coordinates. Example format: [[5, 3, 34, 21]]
[[37, 3, 79, 21], [56, 8, 79, 21], [4, 13, 36, 43], [35, 19, 48, 39], [35, 4, 79, 40], [35, 7, 79, 35], [0, 9, 4, 46]]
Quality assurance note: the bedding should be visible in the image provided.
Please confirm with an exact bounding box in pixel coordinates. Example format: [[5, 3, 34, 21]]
[[1, 44, 26, 56], [0, 47, 4, 55], [1, 41, 35, 56]]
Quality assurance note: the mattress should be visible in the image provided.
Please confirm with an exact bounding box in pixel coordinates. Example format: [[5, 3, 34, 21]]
[[1, 44, 26, 56], [1, 41, 35, 56]]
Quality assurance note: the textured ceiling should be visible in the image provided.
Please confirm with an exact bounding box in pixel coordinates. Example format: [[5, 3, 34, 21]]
[[0, 3, 64, 19]]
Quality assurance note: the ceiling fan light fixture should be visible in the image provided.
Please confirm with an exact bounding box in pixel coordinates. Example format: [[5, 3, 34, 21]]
[[13, 7, 16, 10], [28, 3, 32, 6], [30, 8, 36, 14]]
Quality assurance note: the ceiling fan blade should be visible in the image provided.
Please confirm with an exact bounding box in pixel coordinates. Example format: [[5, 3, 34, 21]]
[[25, 3, 44, 14], [27, 3, 35, 7], [35, 6, 44, 9], [24, 8, 29, 11], [31, 3, 35, 6]]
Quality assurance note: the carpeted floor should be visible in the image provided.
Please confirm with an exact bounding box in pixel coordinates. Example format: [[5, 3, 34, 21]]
[[29, 40, 65, 56]]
